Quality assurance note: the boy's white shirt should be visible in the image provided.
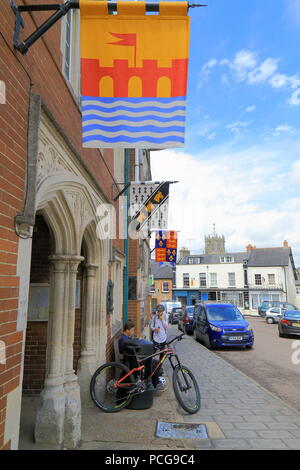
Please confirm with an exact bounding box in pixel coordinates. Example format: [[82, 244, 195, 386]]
[[151, 314, 168, 343]]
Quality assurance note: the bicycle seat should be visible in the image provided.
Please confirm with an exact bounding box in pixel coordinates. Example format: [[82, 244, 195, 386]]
[[125, 344, 142, 352]]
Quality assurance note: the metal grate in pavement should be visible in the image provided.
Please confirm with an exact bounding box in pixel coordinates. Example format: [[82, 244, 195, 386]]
[[156, 421, 208, 440]]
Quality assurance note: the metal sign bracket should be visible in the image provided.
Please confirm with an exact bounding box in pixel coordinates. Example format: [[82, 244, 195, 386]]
[[10, 1, 206, 55]]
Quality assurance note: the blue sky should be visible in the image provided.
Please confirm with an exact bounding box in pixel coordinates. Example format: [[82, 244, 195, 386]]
[[151, 0, 300, 266]]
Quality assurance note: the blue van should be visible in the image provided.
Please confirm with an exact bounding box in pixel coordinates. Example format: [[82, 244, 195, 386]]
[[193, 303, 254, 350]]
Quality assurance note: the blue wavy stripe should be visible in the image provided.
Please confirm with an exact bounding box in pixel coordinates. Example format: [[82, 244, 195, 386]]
[[82, 124, 185, 133], [82, 104, 186, 113], [82, 135, 184, 144], [82, 96, 186, 103], [82, 114, 186, 123]]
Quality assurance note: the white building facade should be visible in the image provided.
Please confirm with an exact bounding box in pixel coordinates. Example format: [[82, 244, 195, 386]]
[[174, 244, 298, 312]]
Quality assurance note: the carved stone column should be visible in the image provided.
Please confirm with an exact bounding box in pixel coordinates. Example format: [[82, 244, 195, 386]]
[[63, 256, 84, 449], [77, 263, 98, 406], [35, 256, 69, 448]]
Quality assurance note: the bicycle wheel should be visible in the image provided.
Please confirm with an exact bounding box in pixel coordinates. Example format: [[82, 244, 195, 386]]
[[90, 362, 134, 412], [172, 364, 201, 414]]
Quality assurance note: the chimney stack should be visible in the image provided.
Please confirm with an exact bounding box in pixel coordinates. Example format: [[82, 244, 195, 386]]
[[283, 240, 289, 248], [179, 247, 190, 260]]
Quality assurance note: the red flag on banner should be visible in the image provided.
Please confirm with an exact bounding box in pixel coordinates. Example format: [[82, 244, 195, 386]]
[[108, 32, 137, 46]]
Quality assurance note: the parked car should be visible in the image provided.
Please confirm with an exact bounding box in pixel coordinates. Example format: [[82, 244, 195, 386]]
[[265, 307, 285, 324], [169, 307, 182, 324], [258, 301, 298, 318], [178, 306, 195, 335], [193, 303, 254, 350], [278, 310, 300, 338]]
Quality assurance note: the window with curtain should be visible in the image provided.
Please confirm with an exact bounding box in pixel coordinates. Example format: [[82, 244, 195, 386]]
[[228, 272, 236, 287], [210, 273, 217, 287]]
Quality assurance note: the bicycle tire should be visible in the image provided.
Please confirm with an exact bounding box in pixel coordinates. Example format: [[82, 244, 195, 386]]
[[90, 362, 134, 413], [172, 364, 201, 414]]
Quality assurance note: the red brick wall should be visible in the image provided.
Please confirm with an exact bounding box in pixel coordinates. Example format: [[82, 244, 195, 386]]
[[30, 215, 52, 284], [22, 215, 50, 395], [0, 0, 123, 448], [0, 0, 30, 449], [152, 279, 173, 305], [23, 322, 47, 396]]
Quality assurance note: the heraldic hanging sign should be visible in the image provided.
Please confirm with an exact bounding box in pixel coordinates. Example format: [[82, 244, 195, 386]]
[[80, 0, 190, 149]]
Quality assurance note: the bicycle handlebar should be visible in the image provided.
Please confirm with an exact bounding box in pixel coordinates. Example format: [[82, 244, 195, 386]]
[[166, 332, 185, 346]]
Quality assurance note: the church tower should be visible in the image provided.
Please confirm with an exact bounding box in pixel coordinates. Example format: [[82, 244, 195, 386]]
[[205, 225, 225, 255]]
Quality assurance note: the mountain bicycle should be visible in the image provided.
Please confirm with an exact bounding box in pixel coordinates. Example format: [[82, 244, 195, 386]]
[[90, 332, 201, 414]]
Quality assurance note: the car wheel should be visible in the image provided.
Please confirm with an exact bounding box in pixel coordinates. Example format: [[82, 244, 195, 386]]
[[266, 317, 274, 324], [279, 331, 286, 338], [193, 329, 199, 342], [204, 334, 215, 350]]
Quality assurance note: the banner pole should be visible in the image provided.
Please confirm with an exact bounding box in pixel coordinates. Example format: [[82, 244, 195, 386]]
[[123, 149, 130, 322]]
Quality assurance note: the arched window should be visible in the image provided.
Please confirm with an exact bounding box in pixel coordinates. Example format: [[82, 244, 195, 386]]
[[157, 77, 171, 98], [99, 76, 114, 97], [128, 76, 142, 97]]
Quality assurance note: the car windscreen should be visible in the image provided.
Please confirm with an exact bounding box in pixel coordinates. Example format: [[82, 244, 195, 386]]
[[283, 304, 298, 310], [206, 305, 244, 322], [186, 307, 194, 316], [284, 311, 300, 319], [263, 301, 279, 307]]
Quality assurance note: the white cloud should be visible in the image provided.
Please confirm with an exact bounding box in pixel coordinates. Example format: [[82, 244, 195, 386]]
[[193, 119, 220, 141], [223, 50, 278, 86], [269, 73, 290, 89], [262, 124, 299, 141], [285, 0, 300, 27], [202, 58, 218, 71], [274, 124, 296, 135], [226, 121, 252, 133], [289, 88, 300, 106], [245, 105, 256, 113], [198, 58, 218, 87], [291, 160, 300, 182], [228, 50, 257, 82], [247, 58, 279, 84], [204, 49, 300, 106], [150, 142, 300, 264]]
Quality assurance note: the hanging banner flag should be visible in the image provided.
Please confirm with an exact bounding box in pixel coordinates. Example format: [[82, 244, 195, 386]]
[[129, 182, 170, 233], [129, 182, 169, 230], [155, 231, 178, 265], [80, 0, 190, 148]]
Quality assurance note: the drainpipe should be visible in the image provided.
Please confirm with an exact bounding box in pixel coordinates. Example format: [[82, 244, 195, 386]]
[[134, 148, 140, 182], [284, 267, 288, 302], [123, 149, 130, 322]]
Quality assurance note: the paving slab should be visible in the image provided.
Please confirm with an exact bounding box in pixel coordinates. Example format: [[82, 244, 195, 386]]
[[169, 327, 300, 450], [19, 326, 300, 450]]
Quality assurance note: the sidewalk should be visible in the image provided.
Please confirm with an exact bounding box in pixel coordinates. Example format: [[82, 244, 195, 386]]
[[20, 331, 300, 450], [79, 329, 300, 451]]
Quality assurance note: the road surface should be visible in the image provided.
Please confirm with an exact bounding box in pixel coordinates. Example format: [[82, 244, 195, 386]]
[[213, 316, 300, 412]]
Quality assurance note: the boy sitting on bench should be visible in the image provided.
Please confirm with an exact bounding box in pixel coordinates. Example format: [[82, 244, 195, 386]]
[[118, 320, 166, 394]]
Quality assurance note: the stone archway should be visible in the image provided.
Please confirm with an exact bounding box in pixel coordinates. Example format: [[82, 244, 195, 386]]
[[33, 188, 83, 449], [17, 111, 111, 449], [76, 221, 105, 405], [33, 174, 109, 448]]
